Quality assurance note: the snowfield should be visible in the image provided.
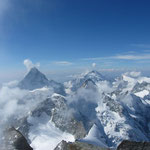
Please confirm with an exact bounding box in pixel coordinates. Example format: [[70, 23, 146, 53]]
[[28, 113, 75, 150]]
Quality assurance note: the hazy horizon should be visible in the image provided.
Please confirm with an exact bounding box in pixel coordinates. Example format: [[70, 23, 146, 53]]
[[1, 0, 150, 84]]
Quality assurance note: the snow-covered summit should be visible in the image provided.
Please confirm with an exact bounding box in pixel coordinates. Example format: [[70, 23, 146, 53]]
[[65, 70, 104, 92], [84, 70, 105, 82], [82, 79, 97, 89], [18, 67, 49, 90], [18, 67, 66, 95]]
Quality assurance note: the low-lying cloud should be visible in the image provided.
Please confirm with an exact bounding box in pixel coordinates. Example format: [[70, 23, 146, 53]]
[[0, 80, 53, 144], [124, 71, 141, 78]]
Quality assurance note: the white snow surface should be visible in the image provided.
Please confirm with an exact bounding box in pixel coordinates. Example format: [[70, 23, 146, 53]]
[[28, 113, 75, 150], [134, 90, 149, 98], [81, 124, 107, 148]]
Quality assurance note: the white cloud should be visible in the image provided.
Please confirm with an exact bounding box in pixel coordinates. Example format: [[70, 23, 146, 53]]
[[124, 72, 141, 78], [23, 59, 40, 71], [129, 72, 141, 77], [3, 80, 19, 88], [0, 86, 28, 128], [92, 63, 96, 68], [24, 59, 34, 71], [82, 54, 150, 61], [0, 81, 53, 144], [53, 61, 72, 66], [113, 54, 150, 60], [82, 57, 108, 61]]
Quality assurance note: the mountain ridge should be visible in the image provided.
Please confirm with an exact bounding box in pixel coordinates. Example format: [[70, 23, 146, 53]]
[[3, 69, 150, 150]]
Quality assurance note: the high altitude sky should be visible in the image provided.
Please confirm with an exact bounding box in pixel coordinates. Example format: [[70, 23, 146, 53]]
[[1, 0, 150, 82]]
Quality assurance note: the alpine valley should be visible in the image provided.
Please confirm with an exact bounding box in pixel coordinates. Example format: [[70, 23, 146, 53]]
[[1, 67, 150, 150]]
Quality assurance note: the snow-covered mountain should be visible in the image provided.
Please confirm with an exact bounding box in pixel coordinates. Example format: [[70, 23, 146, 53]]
[[3, 69, 150, 150], [18, 67, 65, 95], [19, 67, 50, 90], [64, 70, 105, 93]]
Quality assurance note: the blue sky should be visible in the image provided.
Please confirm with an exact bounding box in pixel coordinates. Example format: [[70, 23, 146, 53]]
[[1, 0, 150, 82]]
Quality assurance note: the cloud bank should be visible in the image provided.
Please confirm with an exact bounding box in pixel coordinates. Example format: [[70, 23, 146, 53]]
[[0, 80, 53, 144]]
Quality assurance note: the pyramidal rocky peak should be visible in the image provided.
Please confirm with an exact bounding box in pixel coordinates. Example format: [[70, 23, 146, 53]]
[[18, 67, 66, 95], [18, 67, 49, 90]]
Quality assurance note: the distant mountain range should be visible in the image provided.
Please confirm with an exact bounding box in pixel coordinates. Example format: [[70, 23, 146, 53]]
[[3, 67, 150, 150]]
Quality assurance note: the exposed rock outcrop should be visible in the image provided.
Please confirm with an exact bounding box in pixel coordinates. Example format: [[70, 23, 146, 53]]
[[1, 127, 33, 150], [54, 140, 110, 150], [117, 140, 150, 150]]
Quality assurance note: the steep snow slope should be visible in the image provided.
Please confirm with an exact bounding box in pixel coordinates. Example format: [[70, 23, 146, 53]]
[[81, 124, 108, 148], [28, 113, 75, 150]]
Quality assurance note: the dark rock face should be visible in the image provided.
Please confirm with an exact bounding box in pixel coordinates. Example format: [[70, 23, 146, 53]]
[[54, 140, 110, 150], [51, 95, 87, 139], [117, 140, 150, 150], [1, 127, 33, 150], [54, 140, 68, 150], [103, 95, 124, 117], [132, 81, 150, 93]]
